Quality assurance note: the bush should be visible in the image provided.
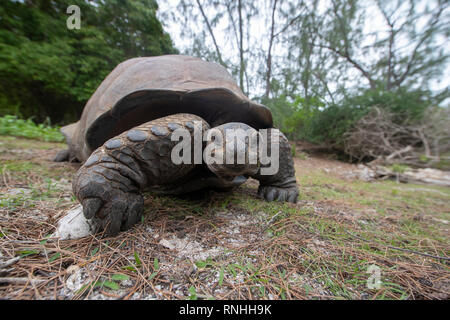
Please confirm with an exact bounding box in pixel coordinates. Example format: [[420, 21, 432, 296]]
[[264, 88, 447, 168], [262, 95, 324, 141], [0, 115, 64, 142], [260, 95, 295, 137], [0, 0, 177, 124], [301, 88, 434, 148]]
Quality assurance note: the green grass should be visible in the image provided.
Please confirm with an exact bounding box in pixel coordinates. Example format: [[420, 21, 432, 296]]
[[0, 135, 65, 150], [0, 160, 40, 173], [0, 115, 64, 142], [0, 178, 61, 211], [0, 159, 70, 181], [214, 166, 449, 299]]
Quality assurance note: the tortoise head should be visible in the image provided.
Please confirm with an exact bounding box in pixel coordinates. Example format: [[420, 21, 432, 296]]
[[205, 123, 261, 181]]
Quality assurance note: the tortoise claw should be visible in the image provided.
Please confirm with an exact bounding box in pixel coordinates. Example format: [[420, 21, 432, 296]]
[[77, 182, 143, 236], [82, 198, 103, 219], [258, 185, 299, 203]]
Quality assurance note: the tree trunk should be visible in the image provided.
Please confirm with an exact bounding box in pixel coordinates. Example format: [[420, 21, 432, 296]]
[[238, 0, 245, 93], [195, 0, 226, 68], [265, 0, 278, 98]]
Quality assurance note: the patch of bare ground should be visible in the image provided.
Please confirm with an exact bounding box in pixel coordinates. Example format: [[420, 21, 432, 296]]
[[0, 136, 449, 299]]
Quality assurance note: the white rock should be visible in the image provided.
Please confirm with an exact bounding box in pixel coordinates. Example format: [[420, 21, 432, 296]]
[[65, 266, 86, 292], [121, 279, 133, 287], [159, 236, 222, 260], [66, 265, 80, 274], [159, 238, 176, 250], [52, 204, 97, 240]]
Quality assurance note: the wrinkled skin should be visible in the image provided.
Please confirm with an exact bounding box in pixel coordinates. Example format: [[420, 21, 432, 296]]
[[73, 113, 298, 236], [205, 122, 261, 180]]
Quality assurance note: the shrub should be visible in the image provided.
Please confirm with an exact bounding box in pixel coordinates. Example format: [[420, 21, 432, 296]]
[[263, 88, 448, 168], [307, 88, 434, 147], [0, 115, 64, 142]]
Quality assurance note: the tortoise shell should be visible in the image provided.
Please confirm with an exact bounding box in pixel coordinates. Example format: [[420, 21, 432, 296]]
[[63, 55, 273, 161]]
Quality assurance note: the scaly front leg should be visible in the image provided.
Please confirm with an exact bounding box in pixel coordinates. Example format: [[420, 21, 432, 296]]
[[73, 114, 206, 235], [72, 141, 147, 236]]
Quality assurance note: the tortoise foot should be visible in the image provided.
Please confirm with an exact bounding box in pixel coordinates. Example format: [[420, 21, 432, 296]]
[[73, 148, 145, 236], [72, 113, 206, 236], [53, 149, 70, 162], [82, 191, 143, 236], [251, 129, 299, 204], [258, 185, 299, 203]]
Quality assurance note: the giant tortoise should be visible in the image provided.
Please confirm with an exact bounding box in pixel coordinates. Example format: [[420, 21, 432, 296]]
[[56, 55, 298, 235]]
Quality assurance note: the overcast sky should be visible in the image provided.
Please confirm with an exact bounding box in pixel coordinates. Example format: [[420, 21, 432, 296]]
[[157, 0, 450, 103]]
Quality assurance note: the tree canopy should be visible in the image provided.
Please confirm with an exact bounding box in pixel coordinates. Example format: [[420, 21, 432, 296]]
[[161, 0, 449, 103], [0, 0, 177, 123]]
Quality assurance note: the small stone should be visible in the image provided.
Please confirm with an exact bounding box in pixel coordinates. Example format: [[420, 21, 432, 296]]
[[51, 204, 97, 240], [126, 130, 148, 142], [65, 267, 87, 292], [66, 265, 80, 274], [159, 238, 176, 250], [5, 187, 32, 197]]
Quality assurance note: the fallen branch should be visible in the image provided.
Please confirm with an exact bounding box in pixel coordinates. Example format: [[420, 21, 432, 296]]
[[0, 277, 46, 285], [0, 256, 21, 269], [344, 106, 450, 169], [367, 165, 450, 187]]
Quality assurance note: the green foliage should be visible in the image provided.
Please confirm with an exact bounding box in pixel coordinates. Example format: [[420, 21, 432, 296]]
[[262, 95, 324, 141], [0, 0, 177, 124], [265, 87, 438, 163], [111, 274, 130, 281], [0, 115, 64, 142], [343, 87, 432, 124], [390, 164, 409, 174], [309, 88, 433, 148], [261, 95, 293, 134], [307, 102, 368, 147], [134, 251, 142, 267], [284, 96, 324, 140], [267, 88, 435, 150], [188, 286, 198, 300]]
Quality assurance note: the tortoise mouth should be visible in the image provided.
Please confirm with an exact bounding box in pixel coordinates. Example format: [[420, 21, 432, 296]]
[[207, 162, 259, 181], [86, 88, 273, 151]]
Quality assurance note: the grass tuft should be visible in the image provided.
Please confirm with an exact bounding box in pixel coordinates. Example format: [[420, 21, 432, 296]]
[[0, 115, 64, 142]]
